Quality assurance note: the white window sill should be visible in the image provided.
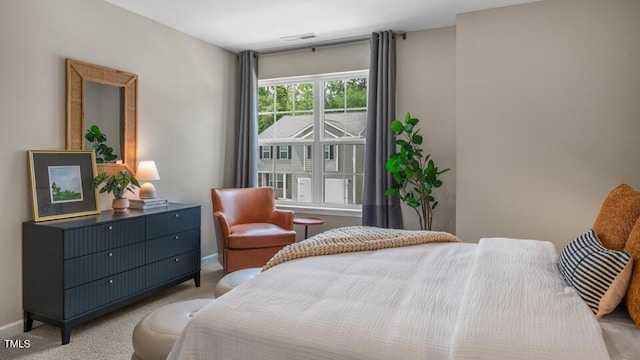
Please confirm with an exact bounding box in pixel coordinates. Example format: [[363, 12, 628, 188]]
[[276, 203, 362, 218]]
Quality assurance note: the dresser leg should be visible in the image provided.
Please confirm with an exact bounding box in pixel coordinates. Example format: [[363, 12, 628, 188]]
[[61, 325, 71, 345], [194, 272, 201, 287], [23, 311, 33, 332]]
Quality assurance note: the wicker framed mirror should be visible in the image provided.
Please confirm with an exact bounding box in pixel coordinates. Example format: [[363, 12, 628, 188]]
[[66, 58, 137, 175]]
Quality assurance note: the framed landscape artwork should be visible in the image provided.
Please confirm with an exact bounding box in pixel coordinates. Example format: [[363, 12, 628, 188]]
[[28, 150, 100, 222]]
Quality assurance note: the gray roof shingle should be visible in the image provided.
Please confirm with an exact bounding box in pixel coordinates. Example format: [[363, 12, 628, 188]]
[[259, 112, 366, 142]]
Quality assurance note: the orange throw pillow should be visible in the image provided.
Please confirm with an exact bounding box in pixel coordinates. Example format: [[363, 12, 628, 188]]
[[593, 184, 640, 251], [624, 217, 640, 328]]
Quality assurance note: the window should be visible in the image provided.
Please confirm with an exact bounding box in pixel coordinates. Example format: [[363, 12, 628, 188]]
[[258, 71, 367, 207], [277, 145, 290, 160], [260, 146, 271, 159], [324, 145, 334, 160]]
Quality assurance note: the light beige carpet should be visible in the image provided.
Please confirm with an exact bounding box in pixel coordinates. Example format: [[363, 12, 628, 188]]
[[1, 258, 224, 360]]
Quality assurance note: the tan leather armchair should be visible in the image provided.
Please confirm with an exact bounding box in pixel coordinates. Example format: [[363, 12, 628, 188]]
[[211, 187, 296, 272]]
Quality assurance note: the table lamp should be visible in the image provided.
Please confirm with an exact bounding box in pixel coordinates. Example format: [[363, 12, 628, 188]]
[[137, 160, 160, 199]]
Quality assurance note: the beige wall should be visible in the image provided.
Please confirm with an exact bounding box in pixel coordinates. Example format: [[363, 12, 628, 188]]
[[259, 42, 370, 79], [397, 27, 457, 233], [0, 0, 236, 329], [456, 0, 640, 246]]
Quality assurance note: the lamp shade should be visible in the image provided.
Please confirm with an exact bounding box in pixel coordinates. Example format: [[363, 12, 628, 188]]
[[137, 160, 160, 181]]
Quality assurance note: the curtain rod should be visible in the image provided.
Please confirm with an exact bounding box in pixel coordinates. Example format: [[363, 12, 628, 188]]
[[257, 32, 406, 56]]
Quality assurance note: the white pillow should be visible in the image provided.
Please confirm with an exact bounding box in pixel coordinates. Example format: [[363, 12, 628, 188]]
[[558, 229, 633, 318]]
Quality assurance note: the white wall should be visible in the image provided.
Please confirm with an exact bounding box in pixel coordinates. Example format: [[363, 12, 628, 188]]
[[0, 0, 236, 329], [456, 0, 640, 247]]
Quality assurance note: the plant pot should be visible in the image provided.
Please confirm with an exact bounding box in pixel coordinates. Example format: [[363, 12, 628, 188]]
[[112, 198, 130, 213]]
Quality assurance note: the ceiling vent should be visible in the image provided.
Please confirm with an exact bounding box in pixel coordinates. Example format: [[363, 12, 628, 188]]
[[280, 33, 317, 42]]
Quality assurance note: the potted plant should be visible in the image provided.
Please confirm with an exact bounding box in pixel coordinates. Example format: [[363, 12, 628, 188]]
[[385, 112, 449, 230], [92, 170, 140, 212]]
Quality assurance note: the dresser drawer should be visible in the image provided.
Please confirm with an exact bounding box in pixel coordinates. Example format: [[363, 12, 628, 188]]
[[64, 218, 145, 259], [146, 229, 200, 263], [64, 242, 145, 289], [146, 207, 200, 239], [146, 250, 200, 288], [64, 267, 146, 318]]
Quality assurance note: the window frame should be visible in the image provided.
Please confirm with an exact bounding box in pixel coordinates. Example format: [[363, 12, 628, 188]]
[[258, 70, 368, 212]]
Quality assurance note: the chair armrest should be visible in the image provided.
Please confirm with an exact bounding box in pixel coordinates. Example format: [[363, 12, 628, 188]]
[[214, 211, 231, 236], [271, 209, 294, 230]]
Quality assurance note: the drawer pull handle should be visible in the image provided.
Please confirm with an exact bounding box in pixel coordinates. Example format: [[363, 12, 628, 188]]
[[175, 258, 179, 262], [108, 226, 113, 230], [108, 252, 113, 257], [108, 279, 114, 284], [174, 213, 180, 218], [174, 236, 180, 240]]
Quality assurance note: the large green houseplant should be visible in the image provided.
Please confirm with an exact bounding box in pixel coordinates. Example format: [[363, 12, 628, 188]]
[[385, 112, 449, 230], [92, 170, 140, 212]]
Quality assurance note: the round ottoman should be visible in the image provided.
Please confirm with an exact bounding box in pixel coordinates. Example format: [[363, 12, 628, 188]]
[[215, 267, 261, 297], [131, 299, 213, 360]]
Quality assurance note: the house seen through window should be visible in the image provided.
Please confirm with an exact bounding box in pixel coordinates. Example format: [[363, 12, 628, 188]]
[[257, 70, 367, 206]]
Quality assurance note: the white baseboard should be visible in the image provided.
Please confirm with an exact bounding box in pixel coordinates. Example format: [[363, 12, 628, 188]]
[[0, 319, 22, 340], [0, 319, 43, 340], [202, 253, 218, 264], [0, 253, 219, 339]]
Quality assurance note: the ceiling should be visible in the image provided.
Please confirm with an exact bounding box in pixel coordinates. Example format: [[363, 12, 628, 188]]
[[105, 0, 538, 53]]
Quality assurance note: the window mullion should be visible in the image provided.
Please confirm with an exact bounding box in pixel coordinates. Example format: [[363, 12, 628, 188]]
[[312, 77, 323, 204], [343, 81, 347, 112]]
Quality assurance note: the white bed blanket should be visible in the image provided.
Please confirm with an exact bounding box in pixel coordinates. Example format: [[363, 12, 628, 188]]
[[168, 239, 610, 360], [450, 238, 609, 360]]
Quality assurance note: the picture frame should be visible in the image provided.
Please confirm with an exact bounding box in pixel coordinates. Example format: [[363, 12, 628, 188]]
[[28, 150, 101, 222]]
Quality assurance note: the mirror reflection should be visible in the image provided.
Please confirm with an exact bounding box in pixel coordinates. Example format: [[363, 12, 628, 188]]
[[84, 81, 123, 163]]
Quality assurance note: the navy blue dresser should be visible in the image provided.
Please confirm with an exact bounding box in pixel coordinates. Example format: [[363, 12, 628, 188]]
[[22, 203, 201, 344]]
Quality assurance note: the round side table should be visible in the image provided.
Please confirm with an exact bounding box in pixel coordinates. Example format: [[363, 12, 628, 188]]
[[293, 217, 324, 239]]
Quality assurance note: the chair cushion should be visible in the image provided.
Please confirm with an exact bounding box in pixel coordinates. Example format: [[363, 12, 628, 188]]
[[228, 223, 296, 249]]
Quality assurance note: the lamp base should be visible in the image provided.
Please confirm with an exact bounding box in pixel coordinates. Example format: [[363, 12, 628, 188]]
[[139, 182, 157, 199]]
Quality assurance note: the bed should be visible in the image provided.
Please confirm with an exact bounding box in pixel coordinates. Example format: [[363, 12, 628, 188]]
[[167, 226, 640, 360]]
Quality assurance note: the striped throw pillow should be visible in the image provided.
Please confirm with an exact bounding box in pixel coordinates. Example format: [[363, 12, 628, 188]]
[[558, 229, 633, 318]]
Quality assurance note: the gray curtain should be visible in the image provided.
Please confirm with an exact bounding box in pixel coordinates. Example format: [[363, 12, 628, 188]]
[[362, 31, 403, 229], [234, 50, 259, 188]]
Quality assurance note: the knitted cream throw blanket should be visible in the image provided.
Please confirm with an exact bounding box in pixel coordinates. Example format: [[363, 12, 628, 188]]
[[263, 226, 460, 271]]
